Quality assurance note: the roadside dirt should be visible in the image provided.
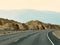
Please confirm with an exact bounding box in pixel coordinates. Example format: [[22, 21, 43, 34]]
[[0, 30, 21, 36], [52, 30, 60, 39]]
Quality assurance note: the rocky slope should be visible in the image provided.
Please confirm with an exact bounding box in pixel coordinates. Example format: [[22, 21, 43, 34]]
[[26, 20, 60, 30], [0, 18, 60, 31], [0, 18, 28, 31]]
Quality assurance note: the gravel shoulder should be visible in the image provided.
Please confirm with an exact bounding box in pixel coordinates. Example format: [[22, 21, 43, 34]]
[[0, 30, 34, 36], [52, 30, 60, 39], [0, 30, 21, 36]]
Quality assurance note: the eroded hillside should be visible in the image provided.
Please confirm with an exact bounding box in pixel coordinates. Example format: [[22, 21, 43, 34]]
[[0, 18, 60, 31]]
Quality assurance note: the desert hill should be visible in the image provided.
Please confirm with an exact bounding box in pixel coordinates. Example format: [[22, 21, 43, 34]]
[[0, 18, 60, 31]]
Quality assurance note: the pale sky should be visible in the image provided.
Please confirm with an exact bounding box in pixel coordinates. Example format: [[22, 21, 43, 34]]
[[0, 0, 60, 12], [0, 0, 60, 24]]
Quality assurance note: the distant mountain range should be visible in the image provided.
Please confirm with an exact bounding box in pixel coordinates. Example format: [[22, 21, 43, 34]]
[[0, 10, 60, 24], [0, 18, 60, 31]]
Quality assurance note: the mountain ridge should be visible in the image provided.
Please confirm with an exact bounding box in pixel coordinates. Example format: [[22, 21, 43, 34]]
[[0, 10, 60, 24], [0, 18, 60, 31]]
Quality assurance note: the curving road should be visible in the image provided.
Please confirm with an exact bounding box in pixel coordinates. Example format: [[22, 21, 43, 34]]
[[0, 30, 53, 45]]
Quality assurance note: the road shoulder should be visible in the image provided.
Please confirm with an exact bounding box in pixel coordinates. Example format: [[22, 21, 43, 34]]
[[52, 30, 60, 39]]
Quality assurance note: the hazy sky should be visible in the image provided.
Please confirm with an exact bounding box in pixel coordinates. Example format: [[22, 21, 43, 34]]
[[0, 0, 60, 24], [0, 0, 60, 12]]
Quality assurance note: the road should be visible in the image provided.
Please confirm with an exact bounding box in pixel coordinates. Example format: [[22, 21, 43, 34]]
[[0, 30, 53, 45]]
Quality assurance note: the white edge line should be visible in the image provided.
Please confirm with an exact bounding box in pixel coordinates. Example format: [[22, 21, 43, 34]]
[[47, 33, 55, 45]]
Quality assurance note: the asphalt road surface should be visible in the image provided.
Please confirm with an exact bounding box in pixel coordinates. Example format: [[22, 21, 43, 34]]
[[0, 30, 54, 45]]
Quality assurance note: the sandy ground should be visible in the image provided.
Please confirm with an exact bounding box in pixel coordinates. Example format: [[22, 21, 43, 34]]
[[0, 30, 34, 36], [0, 30, 21, 36], [52, 30, 60, 39]]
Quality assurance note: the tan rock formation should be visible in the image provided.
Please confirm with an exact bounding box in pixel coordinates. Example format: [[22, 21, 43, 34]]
[[0, 18, 60, 31]]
